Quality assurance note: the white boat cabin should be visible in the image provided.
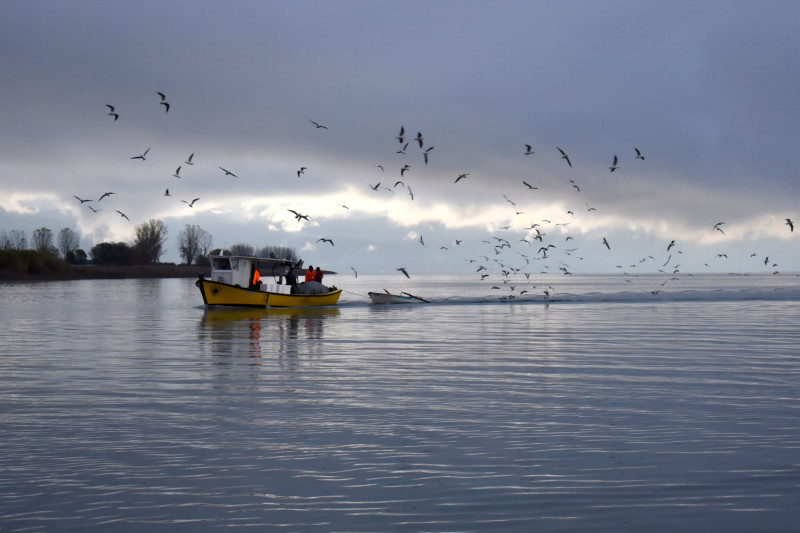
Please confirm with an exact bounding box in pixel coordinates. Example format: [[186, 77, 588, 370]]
[[209, 253, 298, 294]]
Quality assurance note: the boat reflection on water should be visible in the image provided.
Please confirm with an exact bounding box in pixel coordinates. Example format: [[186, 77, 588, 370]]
[[199, 306, 340, 364]]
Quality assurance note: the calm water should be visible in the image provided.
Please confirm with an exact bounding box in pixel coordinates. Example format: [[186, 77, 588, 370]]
[[1, 274, 798, 531]]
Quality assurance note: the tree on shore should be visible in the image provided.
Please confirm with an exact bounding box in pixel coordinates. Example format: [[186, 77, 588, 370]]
[[90, 242, 133, 265], [229, 243, 254, 256], [32, 227, 58, 255], [133, 219, 168, 263], [57, 228, 80, 260], [177, 224, 212, 265], [256, 245, 298, 261], [66, 249, 88, 265], [1, 229, 28, 250]]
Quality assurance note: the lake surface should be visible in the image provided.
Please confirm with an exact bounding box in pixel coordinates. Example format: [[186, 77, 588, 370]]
[[1, 274, 799, 531]]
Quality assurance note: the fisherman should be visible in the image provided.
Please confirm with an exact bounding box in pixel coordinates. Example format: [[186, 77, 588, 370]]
[[305, 265, 315, 282], [251, 267, 261, 289], [314, 266, 324, 283], [285, 262, 299, 293]]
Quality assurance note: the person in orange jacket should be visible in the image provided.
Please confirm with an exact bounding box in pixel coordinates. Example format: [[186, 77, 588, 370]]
[[305, 265, 315, 282], [314, 266, 324, 283]]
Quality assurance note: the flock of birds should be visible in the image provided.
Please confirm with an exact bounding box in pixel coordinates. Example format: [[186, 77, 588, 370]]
[[287, 124, 796, 301], [73, 92, 243, 224], [70, 94, 796, 301]]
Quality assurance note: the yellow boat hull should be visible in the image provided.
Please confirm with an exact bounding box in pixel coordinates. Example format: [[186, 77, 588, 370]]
[[196, 278, 341, 308], [264, 289, 342, 307]]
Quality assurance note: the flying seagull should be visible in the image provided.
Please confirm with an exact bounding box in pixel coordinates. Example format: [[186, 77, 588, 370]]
[[522, 180, 538, 190], [131, 147, 150, 161], [87, 205, 100, 213], [157, 92, 169, 112], [219, 167, 237, 177], [115, 210, 131, 222], [454, 173, 470, 183], [185, 153, 195, 165], [350, 266, 358, 278], [667, 240, 675, 251], [309, 119, 328, 129], [524, 144, 534, 155], [297, 167, 307, 177], [713, 222, 726, 235], [164, 189, 171, 196], [181, 198, 200, 207], [397, 267, 410, 278], [415, 131, 424, 148], [98, 192, 115, 201], [602, 237, 611, 250], [396, 126, 405, 144], [369, 182, 381, 191], [288, 209, 310, 221], [173, 166, 182, 178], [557, 147, 572, 167], [401, 164, 411, 176], [316, 238, 334, 246], [73, 195, 92, 203], [396, 142, 408, 154], [609, 155, 619, 172], [786, 218, 794, 232], [419, 235, 425, 246], [423, 146, 434, 165], [634, 147, 645, 160]]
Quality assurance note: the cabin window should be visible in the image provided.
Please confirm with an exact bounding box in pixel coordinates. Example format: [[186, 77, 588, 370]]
[[211, 257, 232, 270], [230, 259, 239, 270]]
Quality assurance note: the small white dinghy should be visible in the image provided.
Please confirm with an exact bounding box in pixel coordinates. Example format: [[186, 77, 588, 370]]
[[368, 291, 429, 304]]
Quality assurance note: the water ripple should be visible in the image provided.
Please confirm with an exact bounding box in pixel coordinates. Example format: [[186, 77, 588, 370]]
[[0, 278, 798, 531]]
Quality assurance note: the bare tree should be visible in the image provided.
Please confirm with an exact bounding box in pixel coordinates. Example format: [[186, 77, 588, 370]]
[[133, 219, 168, 263], [57, 228, 80, 259], [177, 224, 212, 265], [32, 227, 58, 254], [256, 245, 298, 260], [7, 230, 27, 250], [229, 243, 254, 256], [199, 229, 213, 257]]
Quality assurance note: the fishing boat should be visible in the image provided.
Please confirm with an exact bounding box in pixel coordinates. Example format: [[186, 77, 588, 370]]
[[368, 291, 429, 304], [196, 251, 341, 308]]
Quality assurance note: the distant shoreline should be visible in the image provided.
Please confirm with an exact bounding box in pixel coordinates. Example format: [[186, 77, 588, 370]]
[[0, 264, 208, 282]]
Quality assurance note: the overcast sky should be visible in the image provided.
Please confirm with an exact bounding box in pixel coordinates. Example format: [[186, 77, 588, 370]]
[[2, 0, 798, 276]]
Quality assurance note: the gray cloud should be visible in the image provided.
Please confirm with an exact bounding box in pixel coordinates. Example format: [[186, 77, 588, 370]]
[[1, 1, 798, 274]]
